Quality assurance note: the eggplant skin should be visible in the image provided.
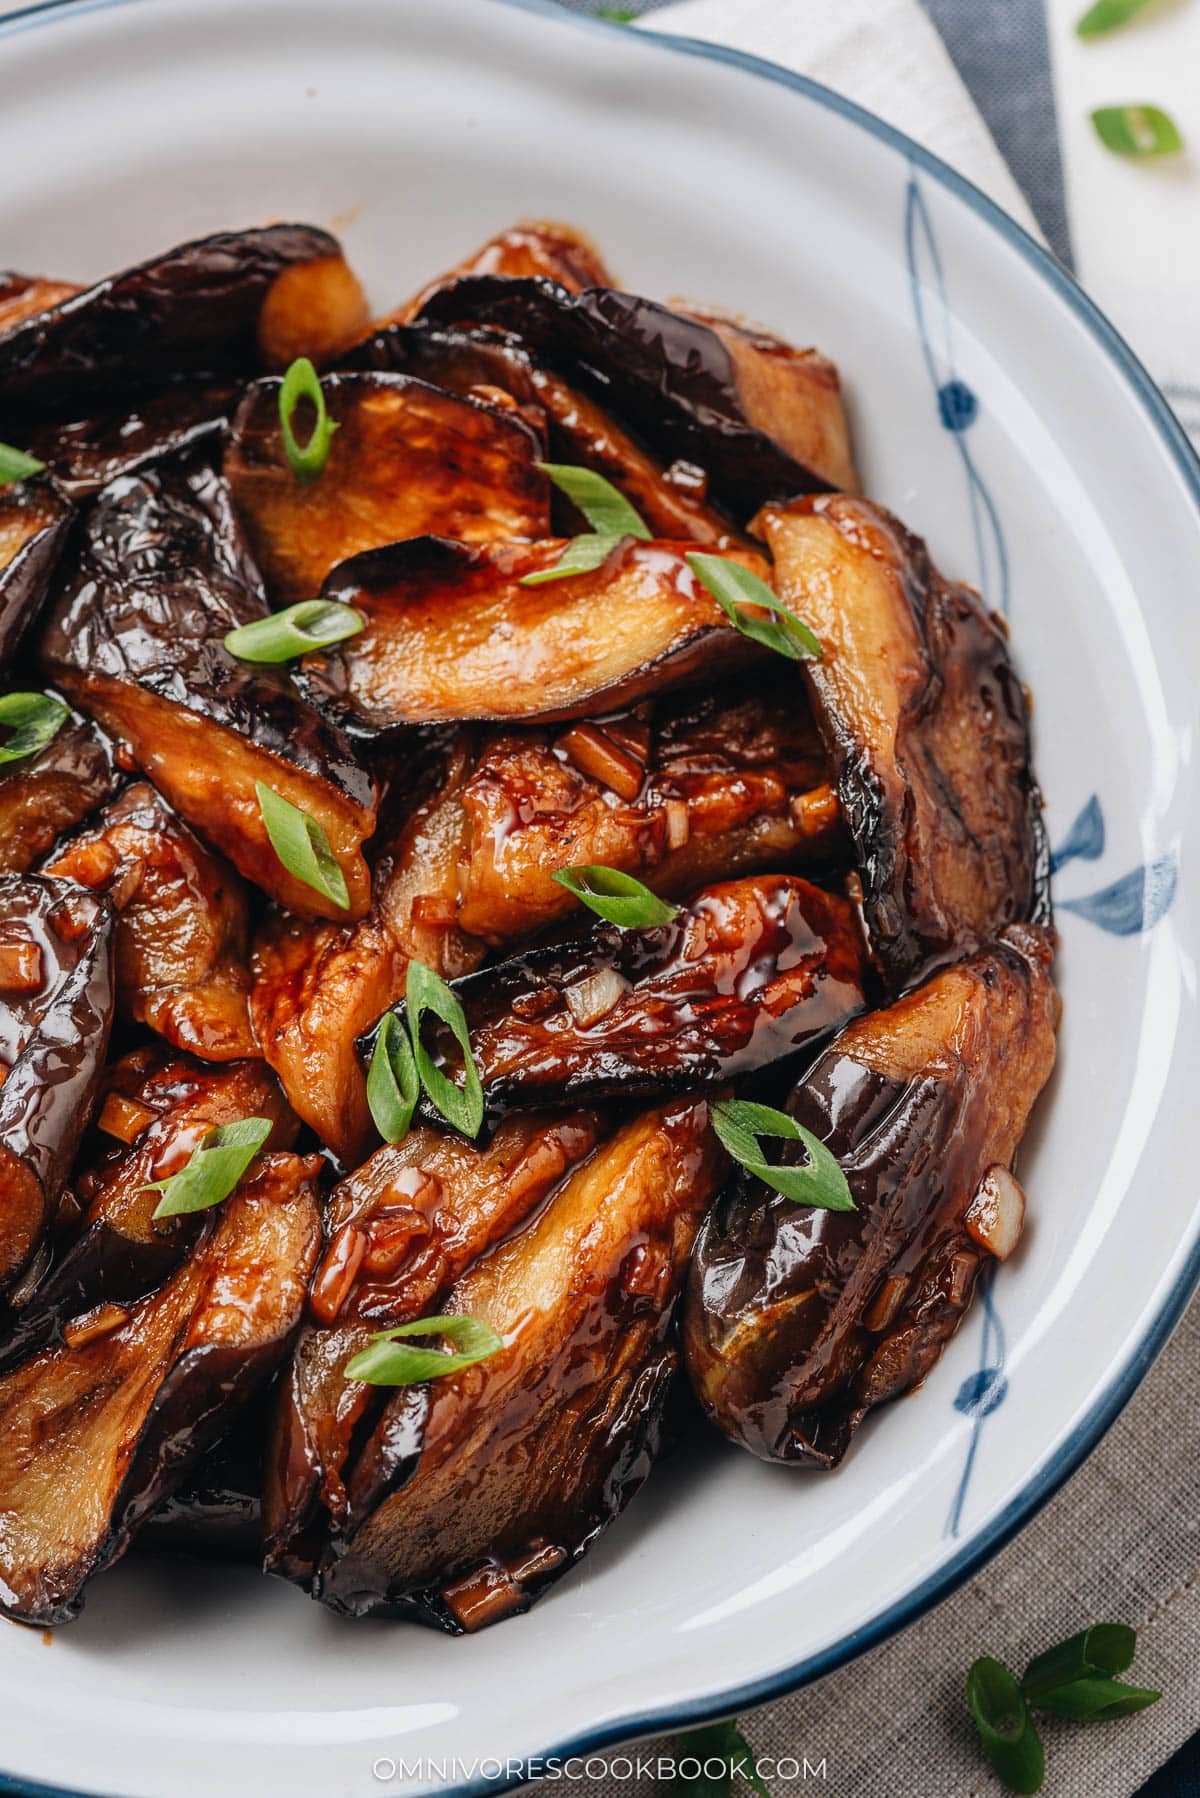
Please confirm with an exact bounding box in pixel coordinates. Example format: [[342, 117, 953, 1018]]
[[225, 371, 548, 608], [417, 275, 839, 522], [759, 495, 1049, 993], [0, 876, 114, 1296], [40, 460, 376, 920], [0, 475, 74, 665], [0, 1151, 321, 1625], [364, 872, 866, 1123], [309, 1098, 725, 1628], [0, 273, 81, 335], [0, 706, 119, 877], [0, 224, 342, 411], [299, 534, 766, 732], [684, 925, 1058, 1467], [391, 219, 617, 322], [26, 382, 234, 500]]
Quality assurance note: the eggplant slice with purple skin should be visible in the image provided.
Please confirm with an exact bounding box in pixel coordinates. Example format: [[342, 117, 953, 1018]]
[[0, 876, 114, 1297], [0, 1150, 321, 1626], [265, 1110, 607, 1589], [684, 924, 1058, 1468], [25, 382, 237, 501], [0, 474, 74, 665], [0, 704, 119, 877], [40, 458, 377, 920], [298, 535, 769, 732], [416, 275, 851, 520], [43, 780, 258, 1062], [364, 872, 866, 1126], [759, 494, 1049, 994], [224, 371, 550, 608], [387, 218, 618, 324], [304, 1097, 725, 1629], [0, 1045, 298, 1373]]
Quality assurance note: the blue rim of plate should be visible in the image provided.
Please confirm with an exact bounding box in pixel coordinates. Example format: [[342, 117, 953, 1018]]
[[0, 1, 1198, 1794]]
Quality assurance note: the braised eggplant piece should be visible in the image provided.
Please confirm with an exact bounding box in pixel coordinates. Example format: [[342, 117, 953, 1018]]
[[308, 1097, 725, 1626], [759, 495, 1048, 992], [252, 736, 487, 1163], [142, 1412, 266, 1562], [225, 372, 549, 607], [0, 475, 74, 664], [0, 1047, 297, 1371], [0, 273, 80, 335], [299, 536, 768, 731], [41, 459, 376, 919], [367, 873, 865, 1123], [0, 704, 119, 876], [417, 276, 844, 521], [265, 1110, 606, 1586], [684, 926, 1058, 1467], [43, 782, 257, 1061], [0, 1150, 321, 1625], [454, 676, 843, 943], [0, 877, 114, 1296], [26, 382, 235, 499], [343, 322, 743, 548], [392, 220, 616, 323], [0, 224, 350, 412]]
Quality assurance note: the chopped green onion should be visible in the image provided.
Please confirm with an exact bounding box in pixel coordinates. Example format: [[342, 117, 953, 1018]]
[[406, 958, 484, 1139], [0, 443, 46, 488], [551, 864, 679, 929], [142, 1117, 273, 1220], [1076, 0, 1155, 37], [966, 1659, 1045, 1795], [1091, 105, 1183, 157], [1032, 1677, 1160, 1723], [685, 553, 822, 662], [278, 356, 338, 483], [669, 1721, 769, 1798], [1021, 1624, 1136, 1701], [254, 781, 350, 911], [537, 463, 650, 538], [519, 532, 623, 587], [366, 1010, 420, 1144], [344, 1313, 502, 1386], [710, 1099, 855, 1211], [596, 5, 639, 20], [224, 599, 363, 664], [0, 691, 69, 766]]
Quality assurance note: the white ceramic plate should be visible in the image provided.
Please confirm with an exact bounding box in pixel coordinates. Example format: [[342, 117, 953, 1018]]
[[1, 2, 1198, 1794]]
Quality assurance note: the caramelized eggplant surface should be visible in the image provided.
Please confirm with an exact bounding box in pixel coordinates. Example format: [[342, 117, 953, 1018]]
[[760, 494, 1048, 992], [393, 220, 616, 323], [226, 372, 549, 607], [0, 475, 73, 663], [43, 781, 257, 1060], [265, 1111, 606, 1585], [0, 1151, 320, 1624], [0, 877, 114, 1295], [418, 276, 847, 520], [0, 273, 80, 336], [308, 1098, 724, 1626], [300, 536, 768, 731], [0, 706, 119, 876], [41, 460, 376, 918], [0, 1047, 297, 1372], [685, 926, 1058, 1466], [368, 873, 866, 1123]]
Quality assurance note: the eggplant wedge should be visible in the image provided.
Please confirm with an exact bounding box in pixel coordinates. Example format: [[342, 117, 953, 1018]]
[[299, 536, 768, 731], [41, 460, 376, 919], [454, 676, 843, 943], [252, 736, 487, 1163], [143, 1410, 267, 1563], [0, 705, 119, 876], [265, 1111, 606, 1585], [0, 876, 114, 1295], [225, 372, 549, 607], [684, 925, 1058, 1466], [367, 872, 866, 1123], [26, 382, 235, 500], [759, 495, 1048, 992], [0, 476, 74, 665], [308, 1097, 725, 1627], [391, 219, 616, 323], [0, 224, 351, 412], [0, 273, 80, 336], [43, 782, 257, 1061], [0, 1047, 297, 1372], [417, 276, 844, 521], [343, 322, 744, 549], [0, 1150, 321, 1625]]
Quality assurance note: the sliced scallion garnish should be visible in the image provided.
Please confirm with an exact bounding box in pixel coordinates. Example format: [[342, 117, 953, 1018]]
[[686, 552, 822, 662], [224, 599, 363, 664], [0, 443, 46, 488], [1091, 105, 1183, 157], [0, 691, 69, 766], [254, 781, 350, 911], [710, 1099, 854, 1211], [142, 1117, 273, 1220], [344, 1313, 502, 1386], [278, 356, 338, 483], [551, 864, 679, 929], [366, 1010, 421, 1144], [405, 958, 484, 1139]]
